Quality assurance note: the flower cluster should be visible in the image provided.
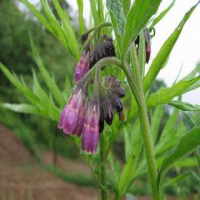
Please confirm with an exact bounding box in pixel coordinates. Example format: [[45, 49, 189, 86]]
[[99, 76, 125, 132], [74, 34, 115, 83], [58, 30, 124, 154]]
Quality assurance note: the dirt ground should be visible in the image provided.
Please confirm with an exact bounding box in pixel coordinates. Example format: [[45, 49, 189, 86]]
[[0, 123, 186, 200], [0, 124, 98, 200]]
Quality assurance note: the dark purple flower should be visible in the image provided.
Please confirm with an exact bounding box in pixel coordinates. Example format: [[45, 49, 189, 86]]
[[89, 34, 115, 69], [99, 76, 125, 131], [58, 88, 87, 136], [82, 100, 100, 154], [145, 28, 151, 63], [74, 48, 90, 83]]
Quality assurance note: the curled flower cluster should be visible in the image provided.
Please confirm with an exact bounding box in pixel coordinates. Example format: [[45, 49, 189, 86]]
[[74, 34, 115, 83], [59, 30, 124, 154]]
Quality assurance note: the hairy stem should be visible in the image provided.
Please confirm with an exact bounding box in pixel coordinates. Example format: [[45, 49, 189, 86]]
[[100, 134, 107, 200], [123, 46, 159, 199]]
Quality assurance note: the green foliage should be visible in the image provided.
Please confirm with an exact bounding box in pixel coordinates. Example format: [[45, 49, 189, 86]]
[[106, 0, 125, 47], [1, 0, 200, 199], [157, 128, 200, 195], [77, 0, 85, 35], [143, 3, 199, 93], [150, 0, 176, 29], [121, 0, 162, 61]]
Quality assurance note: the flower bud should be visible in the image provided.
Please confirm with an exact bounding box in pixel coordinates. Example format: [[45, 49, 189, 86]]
[[145, 28, 151, 63], [74, 46, 90, 83], [82, 100, 100, 154], [58, 88, 87, 136], [89, 34, 115, 69]]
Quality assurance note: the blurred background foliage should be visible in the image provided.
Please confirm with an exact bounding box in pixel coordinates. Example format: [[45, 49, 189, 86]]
[[0, 0, 79, 160], [0, 0, 199, 198]]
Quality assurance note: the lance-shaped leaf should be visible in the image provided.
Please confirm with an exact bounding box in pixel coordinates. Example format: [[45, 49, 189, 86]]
[[143, 3, 199, 93], [157, 128, 200, 189], [19, 0, 55, 36], [147, 76, 200, 108], [0, 103, 40, 115], [53, 0, 80, 60], [30, 34, 65, 108], [106, 0, 125, 47], [169, 101, 200, 111], [182, 113, 200, 168], [90, 0, 101, 26], [0, 63, 40, 106], [77, 0, 85, 35], [120, 0, 131, 17], [121, 0, 162, 61], [33, 71, 60, 121], [150, 0, 176, 29]]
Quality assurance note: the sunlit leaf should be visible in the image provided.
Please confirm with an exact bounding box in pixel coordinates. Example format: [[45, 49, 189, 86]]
[[30, 34, 65, 108], [77, 0, 85, 35], [147, 76, 200, 108], [170, 101, 200, 111], [150, 0, 176, 29], [0, 103, 40, 115], [158, 128, 200, 189], [143, 3, 199, 92], [106, 0, 125, 47], [121, 0, 162, 61]]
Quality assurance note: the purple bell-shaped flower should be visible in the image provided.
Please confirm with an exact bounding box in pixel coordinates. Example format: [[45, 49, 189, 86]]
[[74, 46, 90, 83], [82, 100, 100, 154], [58, 88, 87, 136]]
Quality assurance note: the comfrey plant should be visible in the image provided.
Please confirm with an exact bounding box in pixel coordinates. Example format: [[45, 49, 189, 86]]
[[1, 0, 200, 199]]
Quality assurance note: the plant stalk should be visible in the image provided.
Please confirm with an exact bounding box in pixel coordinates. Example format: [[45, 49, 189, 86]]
[[123, 46, 159, 200], [100, 134, 107, 200]]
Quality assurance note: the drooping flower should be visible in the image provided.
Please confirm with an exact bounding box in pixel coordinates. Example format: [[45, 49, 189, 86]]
[[99, 76, 125, 132], [82, 99, 100, 154], [89, 34, 115, 69], [74, 46, 90, 83], [58, 87, 87, 136]]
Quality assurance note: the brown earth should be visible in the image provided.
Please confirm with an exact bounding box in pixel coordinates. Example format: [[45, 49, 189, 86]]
[[0, 123, 187, 200], [0, 123, 98, 200]]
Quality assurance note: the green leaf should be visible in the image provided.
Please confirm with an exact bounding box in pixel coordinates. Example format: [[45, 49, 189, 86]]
[[0, 63, 40, 106], [19, 0, 55, 35], [90, 0, 101, 26], [120, 0, 131, 17], [53, 0, 80, 60], [150, 0, 176, 29], [151, 105, 164, 144], [121, 0, 162, 61], [182, 113, 200, 168], [106, 0, 125, 47], [143, 3, 199, 93], [181, 62, 200, 81], [32, 71, 60, 121], [77, 0, 85, 35], [117, 118, 142, 198], [29, 34, 65, 108], [158, 128, 200, 187], [147, 76, 200, 108], [0, 103, 40, 115], [183, 113, 195, 132], [170, 101, 200, 111]]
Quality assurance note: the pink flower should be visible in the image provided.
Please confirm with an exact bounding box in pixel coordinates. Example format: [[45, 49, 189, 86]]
[[58, 88, 87, 136], [74, 50, 90, 83], [82, 101, 100, 154]]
